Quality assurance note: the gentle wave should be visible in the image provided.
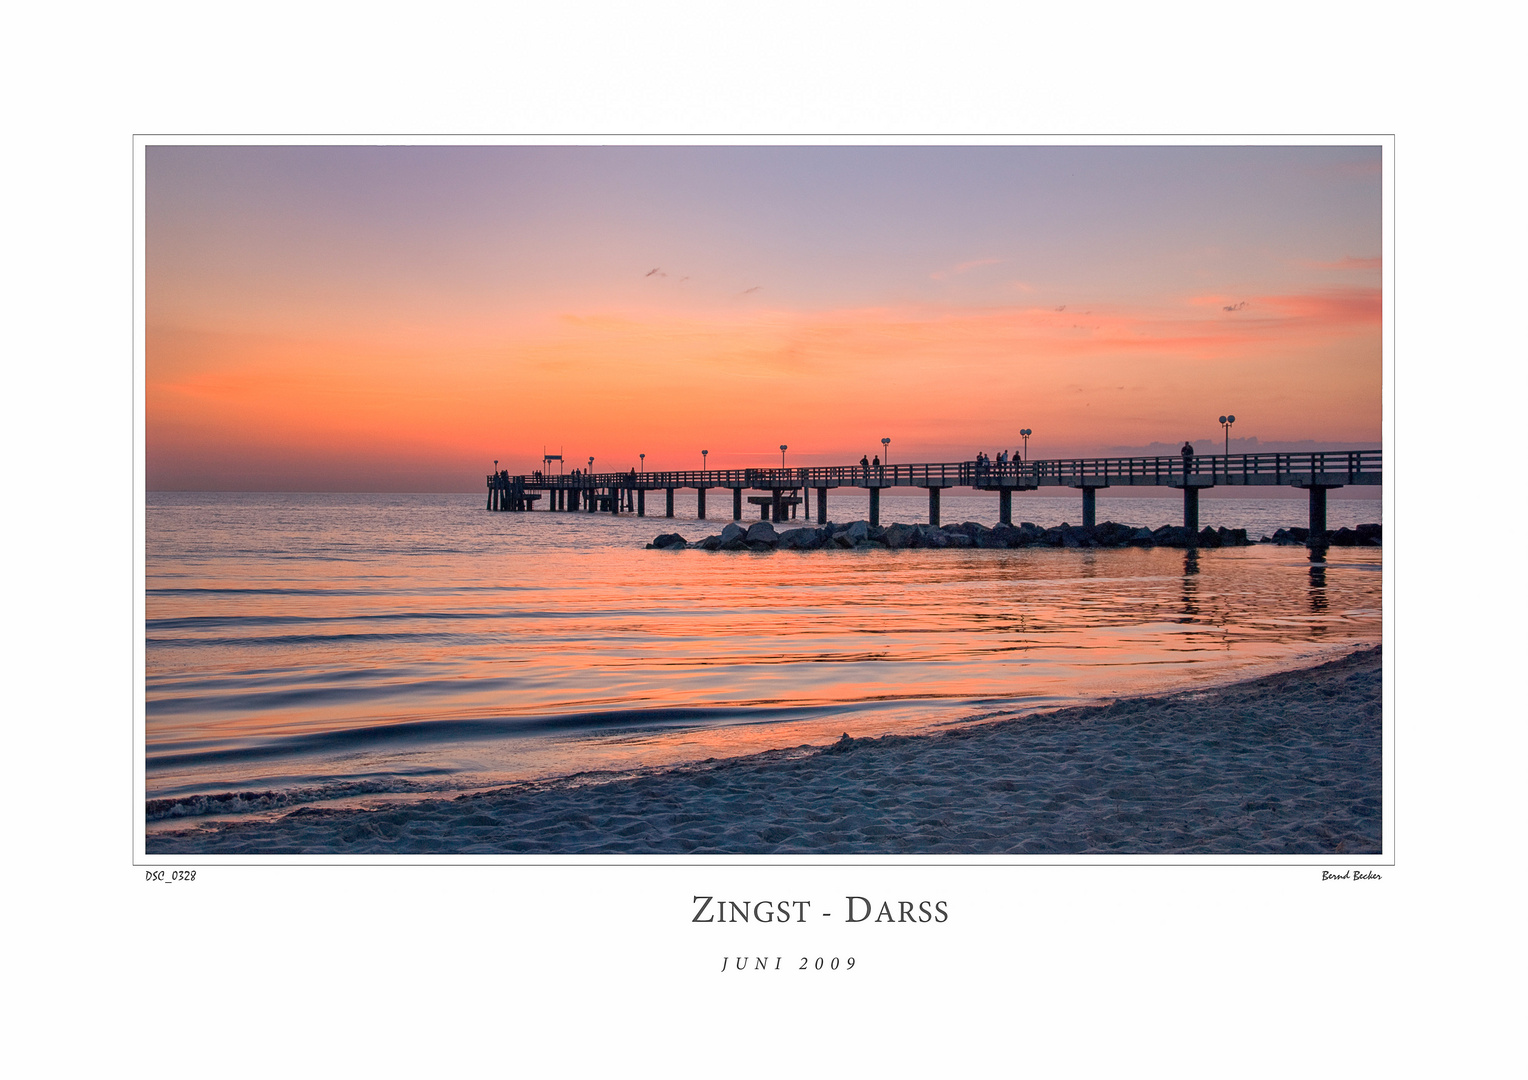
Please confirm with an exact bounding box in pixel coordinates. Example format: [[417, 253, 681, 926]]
[[143, 698, 992, 772], [146, 777, 444, 821]]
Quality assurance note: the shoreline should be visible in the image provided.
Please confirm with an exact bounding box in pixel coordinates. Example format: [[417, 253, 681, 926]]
[[148, 647, 1382, 856]]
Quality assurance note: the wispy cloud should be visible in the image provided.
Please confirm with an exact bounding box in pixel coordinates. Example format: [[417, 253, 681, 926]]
[[931, 257, 1003, 281], [741, 286, 761, 295]]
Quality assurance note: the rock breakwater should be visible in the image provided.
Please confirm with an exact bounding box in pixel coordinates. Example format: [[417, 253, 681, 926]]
[[648, 519, 1381, 551]]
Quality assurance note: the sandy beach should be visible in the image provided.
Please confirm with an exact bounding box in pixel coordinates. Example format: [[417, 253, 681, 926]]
[[148, 647, 1380, 856]]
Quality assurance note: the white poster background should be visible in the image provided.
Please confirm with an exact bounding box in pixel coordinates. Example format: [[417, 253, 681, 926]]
[[7, 5, 1514, 1074]]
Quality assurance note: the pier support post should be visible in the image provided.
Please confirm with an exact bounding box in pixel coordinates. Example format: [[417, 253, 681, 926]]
[[999, 488, 1011, 525], [771, 490, 783, 522], [637, 488, 645, 516], [1082, 487, 1096, 529], [610, 488, 619, 515], [1183, 485, 1199, 543], [1305, 485, 1336, 542], [869, 487, 880, 527], [733, 487, 742, 521], [816, 487, 827, 524], [697, 487, 707, 519], [927, 487, 940, 528], [665, 488, 674, 518]]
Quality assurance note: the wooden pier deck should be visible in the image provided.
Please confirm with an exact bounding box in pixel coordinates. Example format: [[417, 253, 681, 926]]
[[488, 450, 1381, 541]]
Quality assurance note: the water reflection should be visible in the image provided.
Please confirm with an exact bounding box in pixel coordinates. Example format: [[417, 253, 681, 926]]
[[1308, 544, 1329, 616], [1178, 548, 1200, 623], [147, 494, 1383, 804]]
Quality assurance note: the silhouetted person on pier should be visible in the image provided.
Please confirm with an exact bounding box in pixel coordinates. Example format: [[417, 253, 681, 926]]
[[861, 454, 869, 484], [873, 454, 881, 479], [1181, 441, 1195, 473]]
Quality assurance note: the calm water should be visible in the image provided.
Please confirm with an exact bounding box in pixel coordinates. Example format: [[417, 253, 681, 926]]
[[144, 491, 1382, 828]]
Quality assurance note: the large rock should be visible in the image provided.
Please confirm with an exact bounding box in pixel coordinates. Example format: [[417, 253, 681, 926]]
[[719, 522, 746, 544], [650, 532, 687, 549], [1094, 521, 1135, 547], [841, 520, 870, 543], [1151, 525, 1192, 547], [698, 535, 722, 551], [1356, 523, 1382, 545], [777, 527, 819, 549], [745, 521, 779, 545], [883, 523, 916, 549]]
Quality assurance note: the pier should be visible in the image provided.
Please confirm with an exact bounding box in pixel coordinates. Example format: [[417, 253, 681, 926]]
[[488, 451, 1381, 544]]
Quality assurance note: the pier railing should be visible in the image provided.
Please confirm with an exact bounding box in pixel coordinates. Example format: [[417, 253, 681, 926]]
[[496, 450, 1381, 490]]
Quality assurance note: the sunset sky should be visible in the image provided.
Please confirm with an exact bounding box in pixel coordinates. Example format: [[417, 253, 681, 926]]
[[146, 144, 1382, 490]]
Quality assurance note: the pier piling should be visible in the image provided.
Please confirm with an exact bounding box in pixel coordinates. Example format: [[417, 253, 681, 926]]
[[1305, 485, 1334, 539], [697, 487, 706, 519], [665, 488, 674, 517], [816, 487, 828, 524], [927, 487, 940, 528], [869, 487, 880, 527]]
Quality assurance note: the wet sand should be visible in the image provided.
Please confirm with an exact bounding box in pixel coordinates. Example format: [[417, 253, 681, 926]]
[[148, 647, 1381, 856]]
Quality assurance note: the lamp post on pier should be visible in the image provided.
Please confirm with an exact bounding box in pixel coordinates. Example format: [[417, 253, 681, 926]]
[[1219, 415, 1236, 457], [1020, 428, 1032, 460], [779, 444, 788, 468], [640, 453, 645, 473], [702, 449, 708, 471], [881, 436, 890, 465]]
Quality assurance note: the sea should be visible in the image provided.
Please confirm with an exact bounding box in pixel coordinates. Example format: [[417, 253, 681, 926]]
[[144, 490, 1383, 832]]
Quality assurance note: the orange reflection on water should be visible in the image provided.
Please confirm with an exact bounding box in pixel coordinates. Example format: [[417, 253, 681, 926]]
[[147, 494, 1381, 807]]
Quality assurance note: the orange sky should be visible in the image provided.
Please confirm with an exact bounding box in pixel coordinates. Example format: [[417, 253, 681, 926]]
[[146, 145, 1382, 489]]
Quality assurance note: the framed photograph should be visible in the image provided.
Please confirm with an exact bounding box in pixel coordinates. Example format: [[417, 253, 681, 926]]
[[138, 138, 1389, 864]]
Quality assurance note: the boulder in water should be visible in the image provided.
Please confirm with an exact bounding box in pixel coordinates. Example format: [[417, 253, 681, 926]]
[[745, 521, 779, 545]]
